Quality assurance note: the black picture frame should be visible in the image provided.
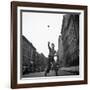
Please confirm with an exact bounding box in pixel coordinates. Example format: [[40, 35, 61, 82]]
[[11, 1, 88, 89]]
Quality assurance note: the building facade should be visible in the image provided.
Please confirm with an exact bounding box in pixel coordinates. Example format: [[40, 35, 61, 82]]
[[61, 14, 79, 66], [22, 35, 36, 75], [21, 35, 47, 75], [58, 35, 64, 66], [34, 53, 48, 72]]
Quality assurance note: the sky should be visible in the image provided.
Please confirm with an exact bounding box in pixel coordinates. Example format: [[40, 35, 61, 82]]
[[22, 12, 64, 57]]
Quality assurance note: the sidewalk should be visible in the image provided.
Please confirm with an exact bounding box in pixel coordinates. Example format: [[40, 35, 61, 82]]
[[60, 66, 79, 74]]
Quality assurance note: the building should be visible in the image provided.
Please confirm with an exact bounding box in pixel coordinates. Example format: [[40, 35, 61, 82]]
[[34, 53, 48, 72], [57, 35, 64, 66], [61, 14, 79, 66], [21, 35, 36, 75], [21, 35, 48, 75]]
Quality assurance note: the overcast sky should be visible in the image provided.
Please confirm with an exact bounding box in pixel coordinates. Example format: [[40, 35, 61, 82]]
[[22, 12, 64, 57]]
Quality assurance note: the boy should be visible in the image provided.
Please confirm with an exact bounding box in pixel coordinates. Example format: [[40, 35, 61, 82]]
[[45, 42, 56, 76]]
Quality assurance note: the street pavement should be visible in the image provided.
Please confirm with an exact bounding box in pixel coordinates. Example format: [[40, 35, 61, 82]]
[[23, 66, 79, 78]]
